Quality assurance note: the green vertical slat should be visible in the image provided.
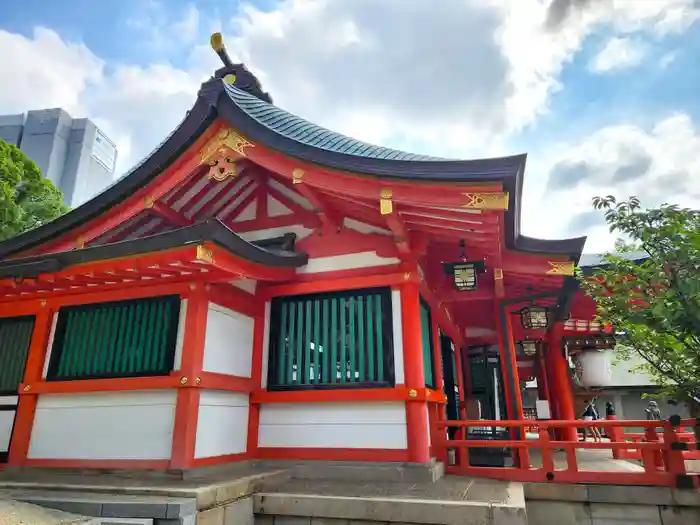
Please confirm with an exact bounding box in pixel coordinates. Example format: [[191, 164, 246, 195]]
[[87, 308, 105, 376], [330, 299, 338, 383], [115, 306, 128, 374], [159, 300, 173, 371], [339, 298, 346, 383], [295, 301, 303, 385], [109, 307, 125, 374], [322, 299, 330, 384], [151, 301, 165, 371], [13, 320, 32, 388], [286, 302, 296, 385], [72, 311, 88, 377], [0, 323, 16, 390], [375, 295, 384, 382], [135, 301, 150, 372], [348, 297, 356, 382], [276, 302, 288, 386], [357, 296, 365, 382], [313, 300, 321, 384], [128, 303, 141, 373], [304, 301, 311, 384], [420, 304, 434, 387], [366, 295, 375, 382], [100, 306, 116, 375], [0, 324, 8, 390], [122, 304, 136, 373], [1, 323, 16, 390]]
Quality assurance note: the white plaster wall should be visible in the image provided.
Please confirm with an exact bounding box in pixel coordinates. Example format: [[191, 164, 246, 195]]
[[203, 303, 254, 377], [297, 252, 401, 274], [0, 395, 18, 453], [194, 390, 249, 458], [27, 390, 177, 460], [258, 402, 408, 449], [239, 225, 313, 242]]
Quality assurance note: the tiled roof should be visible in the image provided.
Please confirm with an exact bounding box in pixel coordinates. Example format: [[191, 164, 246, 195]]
[[224, 83, 443, 161]]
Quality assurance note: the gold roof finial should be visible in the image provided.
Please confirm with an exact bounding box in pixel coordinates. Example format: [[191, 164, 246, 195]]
[[210, 32, 225, 52]]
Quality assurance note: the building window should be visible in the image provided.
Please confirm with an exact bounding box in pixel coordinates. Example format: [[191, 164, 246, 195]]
[[47, 295, 181, 381], [420, 298, 436, 389], [267, 287, 395, 390], [0, 316, 35, 394]]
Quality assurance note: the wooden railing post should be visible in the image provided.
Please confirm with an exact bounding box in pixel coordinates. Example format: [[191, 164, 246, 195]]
[[663, 418, 688, 477]]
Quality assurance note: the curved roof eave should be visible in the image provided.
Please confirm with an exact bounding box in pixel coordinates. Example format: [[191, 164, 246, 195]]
[[213, 82, 587, 259], [0, 76, 586, 261], [0, 219, 308, 279]]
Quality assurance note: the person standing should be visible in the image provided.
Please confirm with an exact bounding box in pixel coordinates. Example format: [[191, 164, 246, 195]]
[[580, 399, 602, 442], [645, 400, 662, 420]]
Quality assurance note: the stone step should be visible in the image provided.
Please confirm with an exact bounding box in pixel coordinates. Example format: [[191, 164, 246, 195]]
[[0, 489, 196, 523], [255, 460, 444, 484], [252, 491, 527, 525]]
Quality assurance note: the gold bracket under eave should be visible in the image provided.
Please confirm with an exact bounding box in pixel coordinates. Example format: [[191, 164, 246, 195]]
[[547, 261, 575, 276], [462, 192, 510, 210]]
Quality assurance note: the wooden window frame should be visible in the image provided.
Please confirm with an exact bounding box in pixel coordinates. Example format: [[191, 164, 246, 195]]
[[0, 315, 35, 395], [420, 296, 436, 390], [46, 295, 181, 382], [267, 286, 395, 391]]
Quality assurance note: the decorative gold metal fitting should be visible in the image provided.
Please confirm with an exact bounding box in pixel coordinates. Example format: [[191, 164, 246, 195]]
[[408, 389, 418, 398], [76, 235, 85, 249], [23, 385, 30, 392], [292, 168, 304, 184], [210, 32, 225, 52], [223, 74, 236, 85], [200, 128, 254, 182], [196, 377, 202, 385], [380, 188, 393, 215], [494, 268, 503, 280], [196, 245, 214, 264], [144, 196, 155, 209], [40, 299, 47, 307], [403, 272, 411, 281], [180, 377, 188, 385], [462, 192, 509, 210], [547, 261, 575, 276]]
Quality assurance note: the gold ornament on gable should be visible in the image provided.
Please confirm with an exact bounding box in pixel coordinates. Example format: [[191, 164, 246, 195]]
[[200, 128, 255, 182], [462, 192, 510, 210], [547, 261, 575, 276]]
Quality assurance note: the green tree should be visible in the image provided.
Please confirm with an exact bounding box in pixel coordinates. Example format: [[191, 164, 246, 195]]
[[577, 196, 700, 408], [0, 138, 69, 240]]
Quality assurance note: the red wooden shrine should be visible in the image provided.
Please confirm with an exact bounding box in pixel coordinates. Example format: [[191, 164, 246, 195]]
[[0, 34, 598, 473]]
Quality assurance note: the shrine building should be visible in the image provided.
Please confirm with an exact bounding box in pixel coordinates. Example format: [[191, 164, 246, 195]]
[[0, 34, 598, 473]]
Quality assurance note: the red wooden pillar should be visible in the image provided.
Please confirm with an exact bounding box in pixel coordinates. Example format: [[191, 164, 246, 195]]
[[8, 306, 55, 465], [170, 283, 208, 470], [547, 322, 577, 441], [246, 298, 267, 458], [536, 348, 550, 402], [455, 346, 468, 419], [400, 283, 431, 463], [496, 304, 529, 467]]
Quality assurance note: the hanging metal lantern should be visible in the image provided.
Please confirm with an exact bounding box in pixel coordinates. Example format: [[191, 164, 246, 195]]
[[442, 240, 485, 292], [519, 305, 550, 330]]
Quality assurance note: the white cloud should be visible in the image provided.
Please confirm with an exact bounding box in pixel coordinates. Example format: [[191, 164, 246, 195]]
[[0, 0, 698, 250], [522, 114, 700, 252], [588, 37, 648, 73]]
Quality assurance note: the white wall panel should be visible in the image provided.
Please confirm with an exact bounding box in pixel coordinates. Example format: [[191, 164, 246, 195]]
[[258, 402, 407, 449], [28, 390, 176, 460], [391, 289, 405, 385], [296, 252, 400, 274], [203, 304, 254, 377], [194, 390, 249, 458]]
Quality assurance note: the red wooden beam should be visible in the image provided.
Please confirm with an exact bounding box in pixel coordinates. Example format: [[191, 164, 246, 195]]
[[383, 207, 412, 258], [293, 184, 339, 229], [149, 202, 194, 227]]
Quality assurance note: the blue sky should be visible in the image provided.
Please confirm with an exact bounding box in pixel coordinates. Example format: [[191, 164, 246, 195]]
[[0, 0, 698, 252]]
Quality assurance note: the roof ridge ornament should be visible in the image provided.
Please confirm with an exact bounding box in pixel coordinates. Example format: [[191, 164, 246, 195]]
[[209, 32, 273, 104]]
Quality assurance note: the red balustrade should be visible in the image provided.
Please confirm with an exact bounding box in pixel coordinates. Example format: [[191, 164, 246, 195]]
[[434, 418, 700, 488]]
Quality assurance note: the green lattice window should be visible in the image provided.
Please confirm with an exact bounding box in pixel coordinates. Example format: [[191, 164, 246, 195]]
[[267, 287, 395, 390], [420, 298, 436, 389], [47, 295, 181, 381], [0, 316, 35, 394]]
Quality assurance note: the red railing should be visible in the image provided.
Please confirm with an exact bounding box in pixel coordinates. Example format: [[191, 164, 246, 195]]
[[615, 424, 700, 461], [434, 418, 700, 487]]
